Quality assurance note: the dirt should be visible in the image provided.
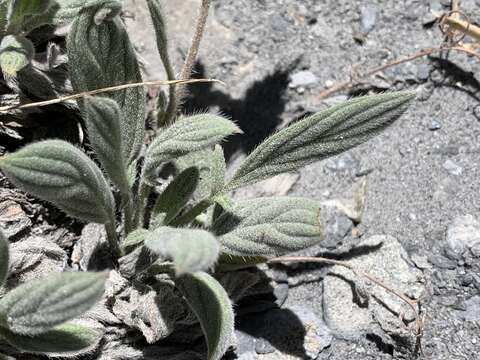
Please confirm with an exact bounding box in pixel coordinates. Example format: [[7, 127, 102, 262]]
[[1, 0, 480, 359]]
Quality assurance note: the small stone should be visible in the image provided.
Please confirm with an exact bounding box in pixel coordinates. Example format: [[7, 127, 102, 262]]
[[428, 120, 442, 131], [428, 254, 457, 270], [255, 338, 275, 354], [460, 296, 480, 321], [325, 153, 360, 173], [360, 5, 377, 34], [289, 70, 318, 88], [417, 64, 430, 81], [273, 283, 289, 307], [446, 215, 480, 255], [443, 160, 463, 176]]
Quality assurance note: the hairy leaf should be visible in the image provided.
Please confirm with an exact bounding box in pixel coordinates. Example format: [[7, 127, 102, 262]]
[[22, 0, 122, 32], [216, 254, 268, 272], [0, 322, 100, 354], [6, 0, 52, 31], [0, 229, 9, 287], [151, 167, 200, 227], [226, 92, 415, 190], [143, 114, 240, 183], [174, 145, 227, 202], [177, 272, 235, 360], [121, 228, 149, 254], [0, 140, 115, 224], [0, 272, 107, 335], [82, 96, 129, 193], [213, 197, 322, 257], [67, 3, 145, 164], [0, 35, 34, 75], [145, 227, 220, 275]]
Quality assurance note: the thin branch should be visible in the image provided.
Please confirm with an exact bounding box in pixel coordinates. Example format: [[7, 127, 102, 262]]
[[268, 255, 424, 352], [0, 78, 222, 113], [175, 0, 211, 105], [316, 45, 480, 100]]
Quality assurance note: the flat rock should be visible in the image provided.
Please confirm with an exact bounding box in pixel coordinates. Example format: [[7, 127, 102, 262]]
[[0, 199, 31, 239], [323, 235, 424, 339], [446, 215, 480, 256]]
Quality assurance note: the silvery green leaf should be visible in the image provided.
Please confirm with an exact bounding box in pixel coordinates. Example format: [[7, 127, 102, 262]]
[[0, 140, 115, 224], [151, 167, 200, 227], [226, 92, 415, 190], [0, 322, 100, 354], [213, 197, 322, 257], [143, 114, 240, 184], [6, 0, 52, 31], [22, 0, 122, 32], [0, 35, 34, 76], [145, 227, 220, 275], [67, 3, 145, 164], [121, 228, 149, 254], [0, 229, 9, 287], [174, 145, 226, 202], [82, 96, 129, 193], [176, 272, 235, 360], [0, 271, 107, 335]]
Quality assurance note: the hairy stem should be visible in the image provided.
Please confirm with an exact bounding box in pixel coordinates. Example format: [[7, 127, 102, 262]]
[[136, 181, 152, 228], [105, 221, 121, 259], [122, 192, 134, 236], [175, 0, 211, 106]]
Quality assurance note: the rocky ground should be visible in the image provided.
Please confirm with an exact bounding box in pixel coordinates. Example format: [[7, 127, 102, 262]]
[[1, 0, 480, 359]]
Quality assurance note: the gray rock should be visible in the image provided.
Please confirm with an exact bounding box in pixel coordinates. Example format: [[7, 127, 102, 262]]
[[360, 5, 377, 34], [273, 283, 289, 307], [446, 215, 480, 255], [72, 223, 113, 271], [255, 338, 275, 354], [458, 296, 480, 321], [443, 159, 463, 176], [428, 120, 442, 131], [416, 64, 430, 81], [428, 254, 457, 270], [0, 200, 31, 239], [289, 71, 318, 88], [325, 153, 360, 173], [323, 235, 424, 339], [9, 236, 67, 284], [322, 210, 353, 249]]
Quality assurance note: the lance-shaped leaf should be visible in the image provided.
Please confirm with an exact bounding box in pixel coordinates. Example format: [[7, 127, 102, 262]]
[[67, 3, 145, 164], [0, 271, 107, 335], [6, 0, 52, 31], [176, 272, 235, 360], [226, 92, 415, 190], [82, 96, 129, 193], [0, 35, 34, 75], [0, 322, 101, 354], [213, 197, 323, 257], [143, 114, 240, 183], [145, 227, 220, 275], [0, 140, 115, 224], [21, 0, 122, 33], [174, 145, 227, 202], [121, 228, 149, 254], [151, 167, 200, 227], [0, 229, 9, 287]]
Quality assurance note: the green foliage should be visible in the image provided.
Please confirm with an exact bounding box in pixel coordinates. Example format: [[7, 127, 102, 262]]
[[0, 140, 115, 224], [213, 197, 322, 257], [0, 229, 105, 356], [145, 227, 220, 275], [176, 272, 235, 360], [67, 3, 145, 164], [0, 34, 33, 75], [0, 1, 416, 359], [226, 91, 415, 190]]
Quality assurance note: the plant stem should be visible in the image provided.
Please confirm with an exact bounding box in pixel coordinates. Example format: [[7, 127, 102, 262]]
[[136, 180, 152, 228], [122, 192, 134, 236], [170, 199, 211, 227], [105, 221, 121, 259], [175, 0, 211, 106]]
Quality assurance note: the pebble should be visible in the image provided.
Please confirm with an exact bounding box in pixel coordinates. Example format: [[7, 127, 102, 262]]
[[273, 283, 289, 307], [255, 339, 275, 354], [360, 5, 377, 34], [446, 215, 480, 255], [325, 153, 360, 173], [443, 160, 463, 176], [417, 64, 431, 81], [289, 70, 318, 88], [428, 120, 442, 131], [428, 254, 457, 270]]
